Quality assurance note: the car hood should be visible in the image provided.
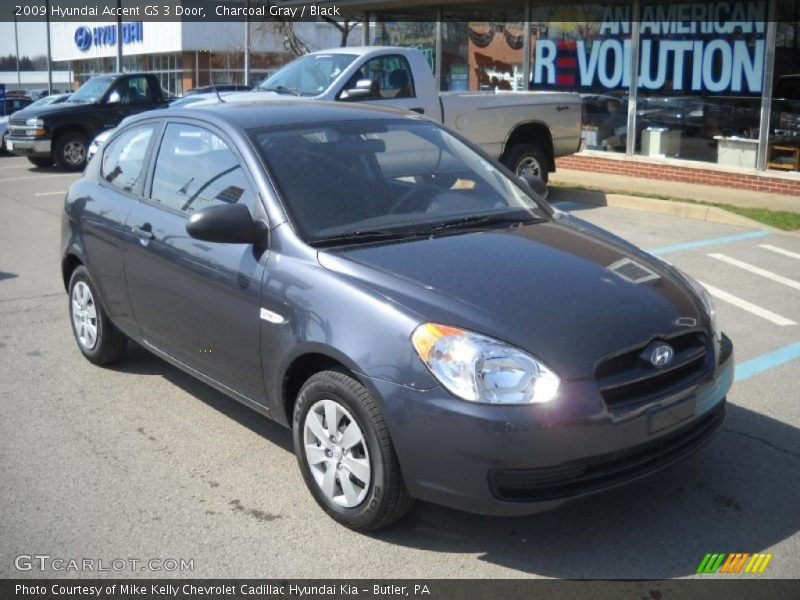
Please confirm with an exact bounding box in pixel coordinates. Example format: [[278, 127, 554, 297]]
[[9, 102, 98, 121], [317, 216, 708, 380]]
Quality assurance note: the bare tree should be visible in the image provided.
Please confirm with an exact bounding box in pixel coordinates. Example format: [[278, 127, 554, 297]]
[[320, 16, 362, 47]]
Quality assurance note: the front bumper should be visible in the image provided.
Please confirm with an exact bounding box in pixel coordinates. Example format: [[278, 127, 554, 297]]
[[6, 136, 52, 157], [368, 336, 733, 517]]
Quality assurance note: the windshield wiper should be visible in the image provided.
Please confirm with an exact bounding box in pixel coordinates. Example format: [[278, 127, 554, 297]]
[[260, 85, 299, 96], [310, 229, 417, 247], [424, 214, 546, 235]]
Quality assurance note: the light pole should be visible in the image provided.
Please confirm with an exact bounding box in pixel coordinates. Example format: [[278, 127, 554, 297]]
[[116, 0, 123, 72], [244, 0, 251, 86], [46, 0, 53, 94], [14, 13, 21, 89]]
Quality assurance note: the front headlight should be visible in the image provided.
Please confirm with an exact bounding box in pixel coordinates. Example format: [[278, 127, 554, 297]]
[[411, 323, 560, 404], [26, 118, 44, 128], [678, 270, 719, 339]]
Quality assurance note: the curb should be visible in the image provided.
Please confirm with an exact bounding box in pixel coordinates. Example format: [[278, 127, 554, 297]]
[[550, 188, 784, 233]]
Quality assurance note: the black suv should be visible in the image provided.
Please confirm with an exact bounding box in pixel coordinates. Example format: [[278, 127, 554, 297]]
[[6, 73, 167, 169]]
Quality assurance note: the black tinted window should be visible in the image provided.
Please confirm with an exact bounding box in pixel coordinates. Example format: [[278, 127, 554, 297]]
[[150, 123, 256, 215], [253, 119, 545, 242], [342, 55, 416, 100], [101, 124, 155, 193]]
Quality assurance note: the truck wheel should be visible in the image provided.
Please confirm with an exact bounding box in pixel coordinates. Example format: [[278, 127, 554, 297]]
[[27, 156, 53, 168], [54, 132, 88, 170], [68, 266, 127, 365], [293, 369, 414, 531], [503, 144, 550, 184]]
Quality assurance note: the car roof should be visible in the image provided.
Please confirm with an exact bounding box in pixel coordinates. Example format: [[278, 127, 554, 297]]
[[125, 98, 421, 131]]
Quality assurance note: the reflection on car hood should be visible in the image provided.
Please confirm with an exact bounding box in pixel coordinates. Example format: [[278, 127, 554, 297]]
[[318, 216, 706, 380]]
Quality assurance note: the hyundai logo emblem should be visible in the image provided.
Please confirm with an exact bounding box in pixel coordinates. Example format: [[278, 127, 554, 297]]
[[75, 26, 93, 52], [648, 343, 674, 368]]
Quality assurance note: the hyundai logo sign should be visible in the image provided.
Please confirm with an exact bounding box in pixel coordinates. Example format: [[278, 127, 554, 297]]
[[74, 26, 93, 52], [642, 343, 675, 368], [74, 23, 144, 52]]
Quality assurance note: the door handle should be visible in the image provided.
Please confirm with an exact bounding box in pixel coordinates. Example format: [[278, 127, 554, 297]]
[[131, 223, 154, 241], [409, 107, 425, 114]]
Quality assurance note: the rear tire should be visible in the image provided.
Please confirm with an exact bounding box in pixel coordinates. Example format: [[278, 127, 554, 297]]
[[27, 156, 53, 168], [68, 266, 127, 365], [54, 132, 88, 170], [293, 369, 414, 531], [502, 143, 550, 184]]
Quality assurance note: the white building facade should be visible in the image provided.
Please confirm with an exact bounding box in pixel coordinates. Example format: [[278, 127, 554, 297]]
[[50, 20, 357, 95]]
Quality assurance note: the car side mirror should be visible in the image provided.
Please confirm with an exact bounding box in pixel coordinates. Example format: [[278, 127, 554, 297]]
[[519, 174, 549, 201], [186, 203, 268, 245], [107, 91, 122, 104], [340, 79, 374, 101]]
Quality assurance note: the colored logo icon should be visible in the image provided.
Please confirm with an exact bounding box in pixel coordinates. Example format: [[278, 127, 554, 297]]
[[697, 552, 773, 574], [74, 26, 92, 52]]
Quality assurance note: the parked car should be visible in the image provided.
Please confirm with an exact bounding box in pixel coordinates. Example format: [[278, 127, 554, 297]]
[[213, 46, 583, 183], [62, 100, 732, 530], [184, 84, 251, 95], [25, 93, 71, 110], [0, 116, 8, 153], [1, 96, 33, 116], [5, 73, 168, 169]]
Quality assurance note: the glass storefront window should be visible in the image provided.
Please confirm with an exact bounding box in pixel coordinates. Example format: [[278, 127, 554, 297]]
[[634, 1, 766, 166], [441, 8, 526, 92], [529, 2, 631, 154], [767, 0, 800, 172], [371, 16, 436, 74]]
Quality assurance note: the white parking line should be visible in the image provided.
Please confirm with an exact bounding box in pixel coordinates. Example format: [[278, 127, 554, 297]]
[[708, 253, 800, 292], [33, 191, 66, 197], [0, 174, 74, 183], [759, 244, 800, 261], [697, 280, 796, 326]]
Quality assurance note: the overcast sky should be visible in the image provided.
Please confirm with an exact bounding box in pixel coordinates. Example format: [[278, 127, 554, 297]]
[[0, 22, 48, 58]]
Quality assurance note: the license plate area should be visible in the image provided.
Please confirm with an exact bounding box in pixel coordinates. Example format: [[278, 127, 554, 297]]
[[648, 395, 696, 434]]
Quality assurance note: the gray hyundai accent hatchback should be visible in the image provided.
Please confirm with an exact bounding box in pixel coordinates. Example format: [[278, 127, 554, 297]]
[[61, 100, 733, 530]]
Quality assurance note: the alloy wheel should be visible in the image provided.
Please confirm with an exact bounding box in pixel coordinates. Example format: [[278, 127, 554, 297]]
[[303, 398, 371, 508], [63, 140, 86, 166], [71, 281, 98, 350], [516, 156, 542, 179]]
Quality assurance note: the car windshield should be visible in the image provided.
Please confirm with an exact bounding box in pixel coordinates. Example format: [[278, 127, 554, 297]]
[[68, 76, 114, 104], [252, 119, 549, 244], [255, 54, 357, 97]]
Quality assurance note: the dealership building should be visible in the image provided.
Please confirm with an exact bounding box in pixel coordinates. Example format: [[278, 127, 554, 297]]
[[50, 1, 799, 197], [288, 0, 798, 197], [49, 20, 354, 96]]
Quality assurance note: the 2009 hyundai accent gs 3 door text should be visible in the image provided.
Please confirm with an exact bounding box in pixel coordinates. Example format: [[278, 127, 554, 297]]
[[61, 100, 734, 530]]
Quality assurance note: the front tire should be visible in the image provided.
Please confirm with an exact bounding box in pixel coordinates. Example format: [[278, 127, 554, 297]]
[[68, 266, 127, 365], [293, 370, 414, 531], [502, 143, 550, 184], [54, 132, 88, 170]]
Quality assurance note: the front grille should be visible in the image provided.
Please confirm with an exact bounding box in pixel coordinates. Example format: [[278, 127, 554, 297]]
[[595, 331, 711, 408], [489, 401, 725, 502], [8, 120, 29, 136]]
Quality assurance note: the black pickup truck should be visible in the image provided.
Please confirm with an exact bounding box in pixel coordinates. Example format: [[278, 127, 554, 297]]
[[5, 73, 168, 169]]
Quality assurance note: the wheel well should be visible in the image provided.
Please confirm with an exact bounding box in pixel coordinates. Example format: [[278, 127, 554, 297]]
[[52, 125, 91, 147], [282, 353, 352, 424], [61, 254, 82, 290], [503, 123, 555, 171]]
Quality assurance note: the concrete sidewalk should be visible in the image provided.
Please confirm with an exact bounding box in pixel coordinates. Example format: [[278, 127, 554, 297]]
[[550, 168, 800, 214]]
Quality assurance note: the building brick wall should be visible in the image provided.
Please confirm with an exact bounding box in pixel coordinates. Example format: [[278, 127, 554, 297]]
[[556, 154, 800, 198]]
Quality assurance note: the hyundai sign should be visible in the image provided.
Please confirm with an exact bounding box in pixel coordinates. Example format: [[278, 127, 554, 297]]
[[74, 22, 144, 52]]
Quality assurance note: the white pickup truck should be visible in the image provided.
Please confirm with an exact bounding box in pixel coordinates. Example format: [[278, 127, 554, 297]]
[[240, 46, 582, 182]]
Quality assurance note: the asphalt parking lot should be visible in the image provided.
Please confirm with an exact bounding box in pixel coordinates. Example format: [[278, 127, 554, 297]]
[[0, 154, 798, 579]]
